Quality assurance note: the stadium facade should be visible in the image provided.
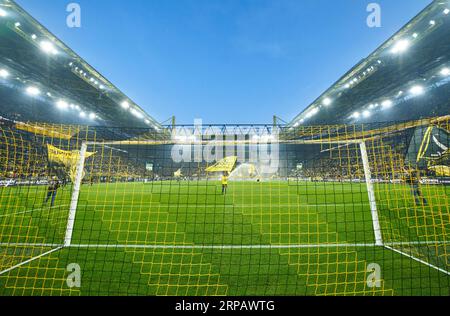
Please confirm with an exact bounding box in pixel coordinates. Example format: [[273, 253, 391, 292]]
[[288, 1, 450, 128], [0, 0, 161, 130]]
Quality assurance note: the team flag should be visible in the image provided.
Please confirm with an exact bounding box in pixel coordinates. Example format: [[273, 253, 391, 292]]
[[47, 144, 95, 182], [428, 165, 450, 177], [205, 156, 237, 173], [174, 168, 182, 178], [405, 125, 449, 168]]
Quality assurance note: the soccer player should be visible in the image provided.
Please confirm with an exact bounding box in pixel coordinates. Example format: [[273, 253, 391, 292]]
[[44, 177, 60, 207], [404, 166, 428, 206], [221, 172, 228, 195]]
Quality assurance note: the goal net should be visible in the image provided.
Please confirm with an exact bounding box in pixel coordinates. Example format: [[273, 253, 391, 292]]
[[0, 117, 449, 295]]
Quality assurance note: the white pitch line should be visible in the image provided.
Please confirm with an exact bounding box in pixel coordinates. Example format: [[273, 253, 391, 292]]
[[84, 203, 371, 208], [0, 205, 68, 219], [0, 246, 63, 276], [0, 241, 446, 250], [384, 245, 450, 276], [64, 243, 379, 249], [0, 243, 62, 247]]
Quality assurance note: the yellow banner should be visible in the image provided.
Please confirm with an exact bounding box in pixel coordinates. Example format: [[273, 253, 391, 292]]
[[47, 144, 95, 182], [205, 156, 237, 173], [47, 144, 95, 167], [428, 165, 450, 177], [16, 123, 79, 140], [174, 169, 182, 178]]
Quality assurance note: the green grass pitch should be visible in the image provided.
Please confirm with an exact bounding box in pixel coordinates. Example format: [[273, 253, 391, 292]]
[[0, 181, 449, 296]]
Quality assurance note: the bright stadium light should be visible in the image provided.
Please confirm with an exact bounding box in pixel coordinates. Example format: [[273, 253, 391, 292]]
[[352, 112, 360, 119], [412, 33, 418, 38], [429, 20, 436, 26], [322, 98, 332, 106], [14, 22, 20, 27], [40, 41, 58, 55], [131, 108, 144, 119], [89, 112, 96, 119], [0, 8, 7, 17], [444, 8, 450, 15], [56, 100, 69, 109], [440, 67, 450, 76], [305, 107, 319, 119], [26, 86, 40, 96], [391, 39, 409, 54], [381, 100, 393, 108], [409, 85, 424, 96], [0, 69, 9, 78], [363, 110, 371, 118], [121, 101, 130, 109], [79, 111, 86, 118], [31, 34, 37, 40]]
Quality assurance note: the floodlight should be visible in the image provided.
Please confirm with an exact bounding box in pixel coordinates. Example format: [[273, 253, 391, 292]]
[[429, 20, 436, 26], [444, 8, 450, 15], [391, 39, 409, 54], [0, 8, 7, 17], [89, 113, 96, 119], [363, 111, 371, 118], [131, 108, 144, 119], [440, 67, 450, 76], [145, 119, 150, 124], [322, 98, 332, 106], [14, 22, 20, 27], [352, 112, 360, 119], [0, 69, 9, 78], [26, 86, 40, 96], [381, 100, 393, 108], [79, 111, 86, 118], [412, 33, 418, 38], [409, 85, 424, 96], [56, 100, 68, 109], [40, 41, 58, 55], [31, 34, 37, 40], [121, 101, 130, 109]]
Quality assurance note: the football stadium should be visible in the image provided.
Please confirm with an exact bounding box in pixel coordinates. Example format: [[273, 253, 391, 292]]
[[0, 0, 449, 297]]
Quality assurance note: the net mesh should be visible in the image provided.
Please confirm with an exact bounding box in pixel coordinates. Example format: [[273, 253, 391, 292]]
[[0, 117, 449, 296]]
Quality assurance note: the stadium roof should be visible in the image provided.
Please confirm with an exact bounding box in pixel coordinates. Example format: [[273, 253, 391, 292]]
[[288, 1, 450, 129], [0, 0, 162, 130]]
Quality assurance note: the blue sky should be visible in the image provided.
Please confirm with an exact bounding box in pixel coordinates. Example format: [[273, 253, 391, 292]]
[[16, 0, 431, 124]]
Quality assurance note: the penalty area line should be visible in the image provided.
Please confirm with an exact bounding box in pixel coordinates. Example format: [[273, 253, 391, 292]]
[[0, 241, 446, 249], [0, 246, 63, 276], [0, 205, 69, 218], [384, 245, 450, 276]]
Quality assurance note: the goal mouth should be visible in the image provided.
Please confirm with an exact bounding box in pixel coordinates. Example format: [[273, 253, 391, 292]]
[[1, 118, 449, 296]]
